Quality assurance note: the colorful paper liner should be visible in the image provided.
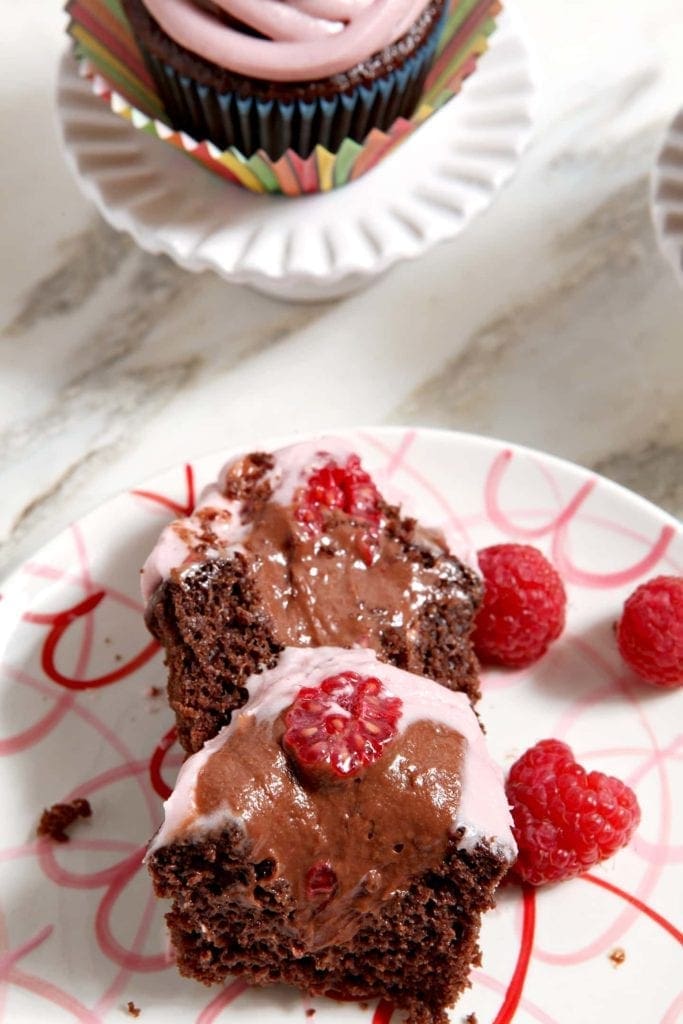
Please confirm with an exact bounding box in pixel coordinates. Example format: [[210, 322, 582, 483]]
[[66, 0, 501, 195]]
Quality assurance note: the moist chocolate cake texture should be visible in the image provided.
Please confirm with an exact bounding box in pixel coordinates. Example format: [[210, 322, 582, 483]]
[[142, 440, 483, 753], [146, 648, 516, 1024]]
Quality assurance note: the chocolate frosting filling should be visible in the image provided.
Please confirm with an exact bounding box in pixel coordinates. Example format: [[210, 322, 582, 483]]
[[190, 715, 465, 949], [219, 502, 463, 657]]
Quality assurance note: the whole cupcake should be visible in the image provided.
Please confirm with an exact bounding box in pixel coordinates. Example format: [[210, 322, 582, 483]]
[[120, 0, 448, 159]]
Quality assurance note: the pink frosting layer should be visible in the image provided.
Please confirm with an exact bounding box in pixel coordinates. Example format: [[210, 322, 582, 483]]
[[150, 646, 517, 859], [140, 436, 381, 604], [140, 0, 433, 82]]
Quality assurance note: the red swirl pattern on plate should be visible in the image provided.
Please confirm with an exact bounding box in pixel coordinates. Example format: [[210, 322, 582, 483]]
[[0, 432, 680, 1023]]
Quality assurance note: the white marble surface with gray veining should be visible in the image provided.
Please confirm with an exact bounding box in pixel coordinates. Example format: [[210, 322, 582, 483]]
[[1, 0, 682, 580]]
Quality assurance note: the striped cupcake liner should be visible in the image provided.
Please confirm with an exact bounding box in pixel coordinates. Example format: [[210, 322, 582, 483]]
[[144, 23, 442, 161], [67, 0, 501, 195]]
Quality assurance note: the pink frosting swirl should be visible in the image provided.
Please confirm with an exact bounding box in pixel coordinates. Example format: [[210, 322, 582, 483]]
[[140, 0, 434, 82]]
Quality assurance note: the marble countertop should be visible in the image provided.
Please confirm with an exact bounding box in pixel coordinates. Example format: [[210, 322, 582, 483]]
[[1, 0, 682, 580]]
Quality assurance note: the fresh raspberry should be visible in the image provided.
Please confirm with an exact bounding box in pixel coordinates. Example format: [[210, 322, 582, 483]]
[[282, 672, 402, 783], [305, 861, 338, 903], [473, 544, 567, 667], [295, 455, 383, 562], [506, 739, 641, 886], [616, 575, 683, 688]]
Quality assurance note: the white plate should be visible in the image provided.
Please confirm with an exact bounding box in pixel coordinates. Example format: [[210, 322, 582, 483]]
[[651, 108, 683, 288], [56, 8, 535, 302], [0, 426, 681, 1023]]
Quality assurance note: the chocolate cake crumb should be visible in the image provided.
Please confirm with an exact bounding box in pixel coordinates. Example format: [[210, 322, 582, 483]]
[[609, 947, 626, 967], [305, 1010, 316, 1018], [126, 1000, 141, 1017], [37, 798, 92, 843], [221, 452, 274, 504], [146, 686, 162, 698], [464, 1013, 478, 1023]]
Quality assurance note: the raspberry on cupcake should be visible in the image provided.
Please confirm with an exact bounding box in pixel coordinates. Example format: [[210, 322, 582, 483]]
[[283, 670, 403, 782]]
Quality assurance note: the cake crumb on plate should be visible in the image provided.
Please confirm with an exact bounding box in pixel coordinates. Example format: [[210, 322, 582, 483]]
[[37, 798, 92, 843], [609, 947, 626, 967], [125, 1000, 141, 1017]]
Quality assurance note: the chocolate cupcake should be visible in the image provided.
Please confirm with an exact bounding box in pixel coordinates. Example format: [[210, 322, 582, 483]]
[[121, 0, 448, 159], [140, 438, 483, 753]]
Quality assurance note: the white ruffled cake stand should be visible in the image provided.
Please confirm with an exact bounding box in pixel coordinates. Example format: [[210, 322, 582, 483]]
[[57, 5, 535, 302]]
